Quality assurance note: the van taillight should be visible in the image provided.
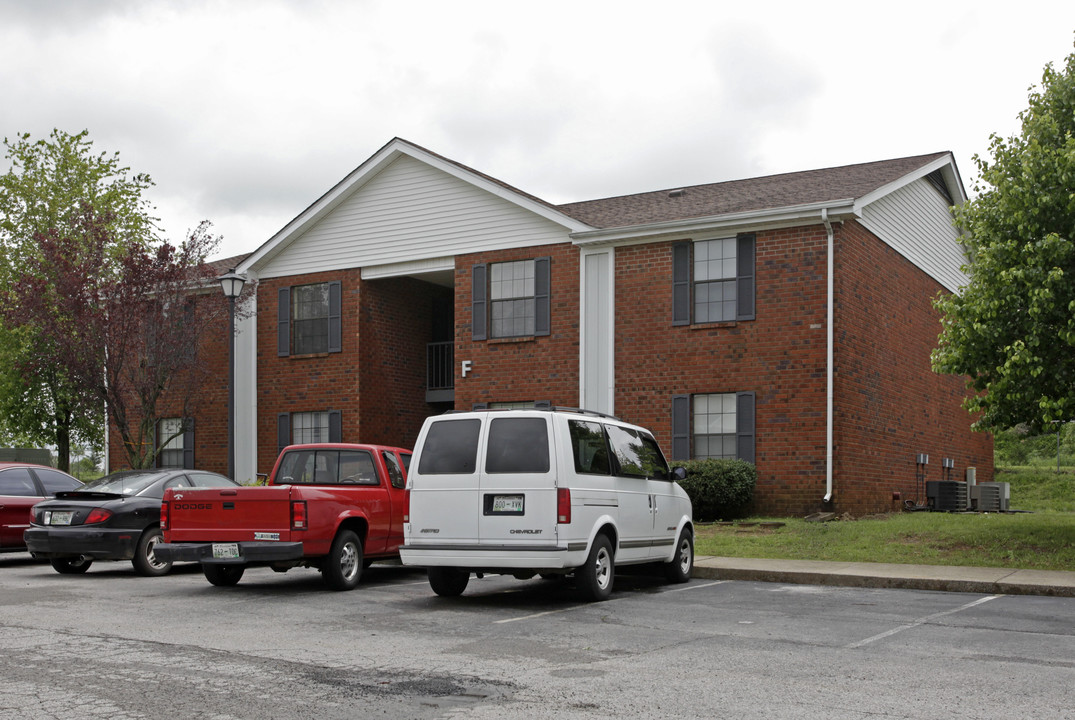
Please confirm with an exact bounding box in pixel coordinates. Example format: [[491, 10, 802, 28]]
[[291, 500, 307, 530], [557, 488, 571, 524], [402, 490, 410, 523], [160, 501, 169, 530]]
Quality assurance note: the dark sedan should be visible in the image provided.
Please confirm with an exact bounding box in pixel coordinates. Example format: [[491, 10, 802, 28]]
[[25, 469, 238, 576], [1, 462, 83, 552]]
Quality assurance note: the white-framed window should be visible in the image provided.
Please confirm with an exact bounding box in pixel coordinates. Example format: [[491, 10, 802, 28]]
[[693, 393, 737, 459], [292, 412, 330, 445], [156, 418, 186, 469], [490, 260, 536, 338], [694, 238, 738, 323]]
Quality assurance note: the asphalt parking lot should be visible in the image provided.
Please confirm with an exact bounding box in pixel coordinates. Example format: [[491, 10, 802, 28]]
[[1, 554, 1073, 719]]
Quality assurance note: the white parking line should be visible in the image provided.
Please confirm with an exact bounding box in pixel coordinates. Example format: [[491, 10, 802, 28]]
[[494, 606, 586, 624], [845, 595, 1002, 648], [664, 580, 727, 593]]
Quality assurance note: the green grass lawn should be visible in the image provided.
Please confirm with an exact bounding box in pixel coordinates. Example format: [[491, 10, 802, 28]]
[[693, 467, 1075, 572]]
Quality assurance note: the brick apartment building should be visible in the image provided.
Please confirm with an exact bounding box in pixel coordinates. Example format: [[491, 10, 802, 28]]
[[110, 138, 993, 515]]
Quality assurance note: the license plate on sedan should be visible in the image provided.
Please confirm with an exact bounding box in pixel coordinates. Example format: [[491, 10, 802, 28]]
[[212, 543, 240, 559], [491, 494, 524, 513], [48, 511, 73, 526]]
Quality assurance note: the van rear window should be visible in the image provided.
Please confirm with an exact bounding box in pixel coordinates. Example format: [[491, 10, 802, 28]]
[[418, 419, 481, 474], [486, 418, 550, 473]]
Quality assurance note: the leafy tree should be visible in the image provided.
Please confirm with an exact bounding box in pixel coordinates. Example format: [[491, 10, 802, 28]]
[[0, 129, 158, 469], [933, 46, 1075, 432], [3, 209, 240, 469]]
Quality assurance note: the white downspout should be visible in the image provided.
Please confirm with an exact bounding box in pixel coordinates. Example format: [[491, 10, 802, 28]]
[[823, 208, 834, 504]]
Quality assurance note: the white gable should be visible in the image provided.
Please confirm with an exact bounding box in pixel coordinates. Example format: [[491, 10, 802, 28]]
[[858, 177, 968, 293], [256, 154, 574, 279]]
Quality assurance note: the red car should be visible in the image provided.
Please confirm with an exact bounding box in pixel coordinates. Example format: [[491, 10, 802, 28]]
[[0, 462, 83, 552]]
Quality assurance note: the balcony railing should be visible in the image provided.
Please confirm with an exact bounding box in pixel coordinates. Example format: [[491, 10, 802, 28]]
[[426, 341, 454, 403]]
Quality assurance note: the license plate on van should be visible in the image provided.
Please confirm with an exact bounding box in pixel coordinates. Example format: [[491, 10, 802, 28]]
[[489, 494, 524, 514]]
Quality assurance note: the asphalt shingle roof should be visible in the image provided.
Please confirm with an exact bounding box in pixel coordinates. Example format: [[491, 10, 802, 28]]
[[553, 152, 950, 229]]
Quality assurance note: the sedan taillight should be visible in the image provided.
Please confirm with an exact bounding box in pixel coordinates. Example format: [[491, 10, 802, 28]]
[[84, 508, 113, 525]]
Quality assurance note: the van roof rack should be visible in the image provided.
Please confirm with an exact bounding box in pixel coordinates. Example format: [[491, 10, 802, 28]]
[[455, 405, 623, 422]]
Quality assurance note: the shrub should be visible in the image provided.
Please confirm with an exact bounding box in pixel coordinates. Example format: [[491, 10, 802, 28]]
[[672, 458, 756, 521]]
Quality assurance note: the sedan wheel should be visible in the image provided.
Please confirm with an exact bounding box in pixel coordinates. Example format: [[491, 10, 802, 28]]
[[133, 527, 172, 577]]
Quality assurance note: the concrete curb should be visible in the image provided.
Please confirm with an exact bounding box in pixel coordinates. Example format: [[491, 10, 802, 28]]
[[691, 556, 1075, 597]]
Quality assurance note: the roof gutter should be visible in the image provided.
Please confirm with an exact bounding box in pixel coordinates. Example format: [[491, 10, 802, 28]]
[[823, 208, 835, 505]]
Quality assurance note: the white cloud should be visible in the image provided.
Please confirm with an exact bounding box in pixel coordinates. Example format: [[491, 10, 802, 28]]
[[1, 0, 1073, 260]]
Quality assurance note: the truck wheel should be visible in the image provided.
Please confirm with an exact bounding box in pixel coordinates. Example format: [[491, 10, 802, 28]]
[[324, 530, 363, 591], [132, 527, 172, 577], [577, 534, 614, 601], [663, 528, 693, 583], [203, 564, 244, 587], [428, 567, 469, 597], [51, 556, 92, 575]]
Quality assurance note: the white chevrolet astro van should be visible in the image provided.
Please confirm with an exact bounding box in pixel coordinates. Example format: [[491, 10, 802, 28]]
[[399, 408, 694, 601]]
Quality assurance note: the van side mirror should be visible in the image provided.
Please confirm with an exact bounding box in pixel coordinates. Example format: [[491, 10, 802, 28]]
[[672, 466, 687, 481]]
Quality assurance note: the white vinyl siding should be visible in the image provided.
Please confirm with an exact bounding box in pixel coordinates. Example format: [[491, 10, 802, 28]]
[[859, 177, 968, 293], [259, 155, 572, 278]]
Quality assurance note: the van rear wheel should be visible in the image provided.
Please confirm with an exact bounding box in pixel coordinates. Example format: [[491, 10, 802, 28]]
[[577, 535, 614, 601], [428, 567, 469, 597]]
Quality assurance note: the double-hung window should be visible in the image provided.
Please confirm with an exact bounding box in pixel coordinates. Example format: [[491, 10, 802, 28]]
[[156, 417, 194, 469], [673, 233, 755, 325], [471, 258, 551, 340], [671, 392, 755, 463], [277, 410, 342, 453], [277, 281, 342, 356]]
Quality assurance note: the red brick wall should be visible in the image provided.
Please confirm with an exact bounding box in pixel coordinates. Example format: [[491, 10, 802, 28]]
[[833, 220, 993, 513], [107, 291, 230, 473], [255, 270, 447, 475], [454, 244, 581, 408], [613, 229, 831, 515]]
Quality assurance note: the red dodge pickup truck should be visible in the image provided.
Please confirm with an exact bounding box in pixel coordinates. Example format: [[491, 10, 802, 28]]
[[154, 443, 410, 591]]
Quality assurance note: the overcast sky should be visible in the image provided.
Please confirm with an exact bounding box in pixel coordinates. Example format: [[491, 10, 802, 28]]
[[2, 0, 1073, 262]]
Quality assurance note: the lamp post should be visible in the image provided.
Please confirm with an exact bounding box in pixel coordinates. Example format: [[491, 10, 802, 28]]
[[218, 269, 247, 479]]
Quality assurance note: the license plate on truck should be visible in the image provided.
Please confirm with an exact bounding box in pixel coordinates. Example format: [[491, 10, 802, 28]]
[[490, 494, 524, 514], [212, 543, 240, 559]]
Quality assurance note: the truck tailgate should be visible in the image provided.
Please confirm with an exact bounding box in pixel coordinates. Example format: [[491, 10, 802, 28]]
[[165, 486, 295, 542]]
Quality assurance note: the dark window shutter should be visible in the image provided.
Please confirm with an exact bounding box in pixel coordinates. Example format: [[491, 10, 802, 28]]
[[736, 391, 756, 464], [672, 243, 691, 326], [329, 410, 342, 443], [277, 287, 291, 356], [471, 403, 488, 410], [327, 281, 342, 353], [736, 233, 756, 321], [671, 394, 690, 460], [183, 418, 195, 470], [277, 413, 290, 454], [534, 257, 551, 336], [472, 264, 487, 341]]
